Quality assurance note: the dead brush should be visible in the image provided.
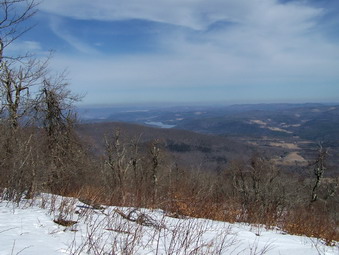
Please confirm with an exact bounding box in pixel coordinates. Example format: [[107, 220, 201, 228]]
[[48, 194, 58, 215], [282, 207, 339, 245], [73, 186, 109, 206], [57, 196, 78, 218], [166, 192, 238, 223], [67, 209, 146, 255], [167, 192, 210, 218]]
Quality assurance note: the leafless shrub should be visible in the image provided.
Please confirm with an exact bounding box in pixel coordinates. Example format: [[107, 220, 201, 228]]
[[66, 204, 240, 255]]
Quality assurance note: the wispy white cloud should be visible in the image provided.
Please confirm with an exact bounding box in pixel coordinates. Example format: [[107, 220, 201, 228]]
[[40, 0, 323, 30], [49, 16, 100, 55], [41, 0, 339, 103]]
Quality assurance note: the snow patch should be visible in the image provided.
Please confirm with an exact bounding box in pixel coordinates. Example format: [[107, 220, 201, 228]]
[[0, 195, 337, 255]]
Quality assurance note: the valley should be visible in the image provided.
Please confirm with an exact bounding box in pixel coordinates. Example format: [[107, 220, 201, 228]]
[[77, 103, 339, 175]]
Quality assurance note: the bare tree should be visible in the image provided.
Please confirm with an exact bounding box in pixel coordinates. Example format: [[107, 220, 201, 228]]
[[310, 144, 328, 203], [39, 74, 79, 144], [104, 129, 130, 203], [0, 0, 46, 132], [231, 156, 286, 223], [0, 58, 48, 132], [35, 74, 81, 192], [150, 139, 160, 205], [0, 0, 88, 198], [0, 57, 48, 197], [129, 135, 144, 205], [0, 0, 45, 134], [0, 0, 42, 200], [0, 0, 38, 62]]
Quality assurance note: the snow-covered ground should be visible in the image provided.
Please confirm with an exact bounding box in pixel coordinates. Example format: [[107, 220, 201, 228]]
[[0, 194, 337, 255]]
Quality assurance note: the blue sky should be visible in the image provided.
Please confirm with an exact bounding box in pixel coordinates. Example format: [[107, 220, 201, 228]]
[[8, 0, 339, 105]]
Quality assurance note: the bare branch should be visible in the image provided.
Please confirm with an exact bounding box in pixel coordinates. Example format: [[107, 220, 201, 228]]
[[0, 0, 39, 61]]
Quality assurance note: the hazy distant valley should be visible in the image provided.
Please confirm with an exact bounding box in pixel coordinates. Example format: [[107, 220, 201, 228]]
[[77, 103, 339, 175]]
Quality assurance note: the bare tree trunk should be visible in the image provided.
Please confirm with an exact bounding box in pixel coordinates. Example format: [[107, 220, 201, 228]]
[[310, 145, 328, 203], [150, 140, 160, 205]]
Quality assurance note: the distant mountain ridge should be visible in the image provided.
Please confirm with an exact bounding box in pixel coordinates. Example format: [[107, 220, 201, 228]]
[[77, 103, 339, 146]]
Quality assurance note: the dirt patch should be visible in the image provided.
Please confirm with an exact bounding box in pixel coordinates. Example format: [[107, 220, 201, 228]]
[[282, 152, 307, 165], [273, 151, 307, 166], [269, 142, 300, 150]]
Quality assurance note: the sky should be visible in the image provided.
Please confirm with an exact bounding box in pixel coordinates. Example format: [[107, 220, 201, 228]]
[[7, 0, 339, 105]]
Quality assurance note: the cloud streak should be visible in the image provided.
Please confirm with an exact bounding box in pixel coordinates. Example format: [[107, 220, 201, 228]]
[[49, 16, 100, 55]]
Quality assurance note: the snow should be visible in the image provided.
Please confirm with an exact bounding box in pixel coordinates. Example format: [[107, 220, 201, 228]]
[[0, 194, 337, 255]]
